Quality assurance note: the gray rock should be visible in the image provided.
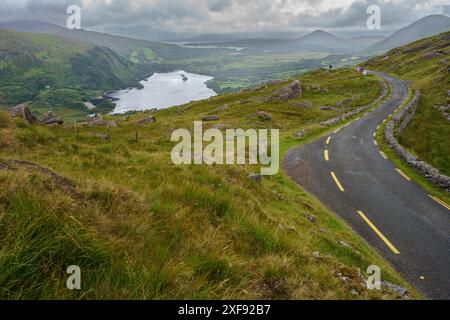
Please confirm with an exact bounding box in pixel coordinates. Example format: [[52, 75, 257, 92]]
[[255, 111, 273, 121], [41, 111, 64, 126], [96, 134, 111, 141], [294, 130, 306, 139], [313, 251, 321, 258], [275, 80, 302, 100], [320, 106, 335, 111], [135, 116, 156, 125], [203, 115, 220, 122], [305, 214, 317, 223], [249, 173, 262, 183], [87, 114, 117, 127], [8, 104, 38, 124], [382, 281, 409, 298]]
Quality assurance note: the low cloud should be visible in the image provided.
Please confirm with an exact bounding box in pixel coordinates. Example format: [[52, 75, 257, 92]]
[[0, 0, 448, 38]]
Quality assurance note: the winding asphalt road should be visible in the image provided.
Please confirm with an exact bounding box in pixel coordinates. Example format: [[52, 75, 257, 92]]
[[284, 72, 450, 299]]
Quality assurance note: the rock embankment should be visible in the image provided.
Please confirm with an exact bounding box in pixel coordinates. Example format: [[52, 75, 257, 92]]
[[385, 90, 450, 192]]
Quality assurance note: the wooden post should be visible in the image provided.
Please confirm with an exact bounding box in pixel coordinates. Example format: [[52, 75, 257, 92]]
[[107, 127, 111, 141], [75, 121, 79, 138], [135, 130, 138, 143]]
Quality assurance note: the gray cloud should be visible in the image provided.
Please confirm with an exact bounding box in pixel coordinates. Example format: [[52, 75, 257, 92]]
[[0, 0, 448, 39]]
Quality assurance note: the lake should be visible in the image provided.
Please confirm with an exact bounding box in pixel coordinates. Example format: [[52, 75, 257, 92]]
[[110, 71, 217, 114]]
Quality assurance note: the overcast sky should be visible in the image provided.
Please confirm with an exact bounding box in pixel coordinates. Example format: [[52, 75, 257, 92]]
[[0, 0, 449, 39]]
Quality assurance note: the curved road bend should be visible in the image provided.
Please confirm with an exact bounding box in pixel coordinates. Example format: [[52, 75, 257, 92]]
[[284, 72, 450, 299]]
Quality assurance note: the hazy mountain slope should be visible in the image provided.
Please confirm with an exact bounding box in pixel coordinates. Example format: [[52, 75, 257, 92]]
[[186, 30, 384, 53], [0, 68, 418, 299], [366, 31, 450, 175], [0, 20, 226, 62], [0, 30, 146, 118], [369, 15, 450, 53]]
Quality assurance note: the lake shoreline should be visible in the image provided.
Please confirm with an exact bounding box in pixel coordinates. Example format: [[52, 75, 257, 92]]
[[105, 70, 217, 114]]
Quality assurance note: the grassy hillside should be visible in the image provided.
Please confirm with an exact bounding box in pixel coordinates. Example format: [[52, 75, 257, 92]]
[[0, 30, 152, 120], [366, 31, 450, 176], [0, 68, 418, 299]]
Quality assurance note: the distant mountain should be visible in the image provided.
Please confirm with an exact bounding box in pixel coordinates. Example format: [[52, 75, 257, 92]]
[[185, 30, 385, 54], [368, 15, 450, 52], [178, 31, 301, 43], [0, 20, 225, 62]]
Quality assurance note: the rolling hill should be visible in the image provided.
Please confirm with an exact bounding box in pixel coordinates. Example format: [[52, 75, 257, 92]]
[[368, 15, 450, 53], [0, 20, 227, 63], [0, 29, 150, 119]]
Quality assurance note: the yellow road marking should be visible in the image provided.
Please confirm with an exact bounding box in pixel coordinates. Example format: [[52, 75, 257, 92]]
[[429, 195, 450, 211], [326, 136, 331, 145], [379, 151, 388, 159], [373, 140, 378, 146], [373, 132, 376, 138], [324, 150, 330, 162], [333, 128, 341, 134], [357, 210, 400, 254], [331, 172, 345, 192], [395, 168, 411, 181]]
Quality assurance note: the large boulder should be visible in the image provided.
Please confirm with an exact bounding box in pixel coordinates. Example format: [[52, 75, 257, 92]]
[[275, 80, 302, 100], [8, 104, 39, 124], [87, 114, 117, 127], [41, 111, 64, 126]]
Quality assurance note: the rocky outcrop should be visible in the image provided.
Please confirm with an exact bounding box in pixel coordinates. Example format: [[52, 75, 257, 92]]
[[255, 111, 273, 121], [87, 114, 117, 127], [9, 104, 65, 126], [385, 90, 450, 192], [274, 80, 302, 100], [41, 111, 64, 126], [8, 104, 38, 124]]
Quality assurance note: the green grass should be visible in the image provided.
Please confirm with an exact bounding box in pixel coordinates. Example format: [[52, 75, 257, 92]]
[[0, 68, 419, 299]]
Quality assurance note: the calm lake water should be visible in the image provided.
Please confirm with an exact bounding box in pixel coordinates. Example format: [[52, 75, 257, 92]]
[[110, 71, 217, 113]]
